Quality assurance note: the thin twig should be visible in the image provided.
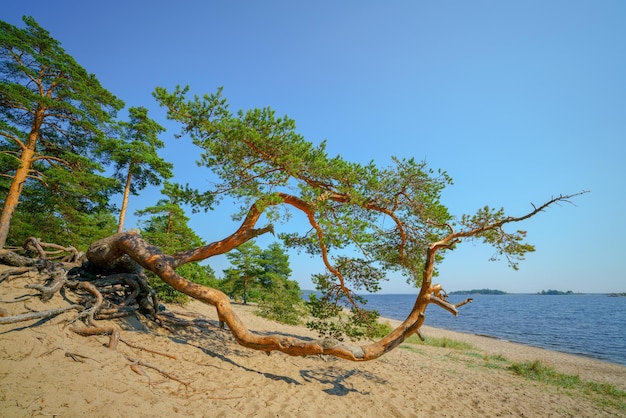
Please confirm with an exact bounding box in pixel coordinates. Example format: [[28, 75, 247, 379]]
[[125, 355, 189, 387], [120, 338, 177, 359], [65, 351, 101, 363], [0, 305, 83, 325], [130, 364, 152, 386], [0, 295, 38, 303]]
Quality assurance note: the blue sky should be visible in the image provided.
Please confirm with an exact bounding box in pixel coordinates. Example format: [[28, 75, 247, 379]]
[[3, 1, 625, 293]]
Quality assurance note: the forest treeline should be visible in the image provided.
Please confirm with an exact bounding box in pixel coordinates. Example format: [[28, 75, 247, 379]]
[[449, 289, 507, 295]]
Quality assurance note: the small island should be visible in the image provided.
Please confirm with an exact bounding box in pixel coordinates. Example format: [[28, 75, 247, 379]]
[[537, 289, 574, 295], [449, 289, 507, 295], [608, 292, 626, 297]]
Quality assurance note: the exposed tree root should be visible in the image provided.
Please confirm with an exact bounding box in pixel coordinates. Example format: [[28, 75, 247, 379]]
[[0, 249, 39, 269], [0, 305, 83, 325], [70, 325, 121, 350], [21, 237, 83, 264], [0, 253, 165, 352], [1, 253, 197, 390], [24, 266, 68, 302], [0, 266, 36, 283]]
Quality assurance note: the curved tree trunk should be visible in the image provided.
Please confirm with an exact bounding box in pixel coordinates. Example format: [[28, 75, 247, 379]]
[[86, 232, 458, 361], [84, 193, 581, 360]]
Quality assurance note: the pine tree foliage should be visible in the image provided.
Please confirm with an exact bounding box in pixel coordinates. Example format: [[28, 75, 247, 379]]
[[136, 183, 217, 303], [221, 241, 265, 305], [106, 106, 173, 233], [153, 86, 457, 337], [0, 16, 124, 247], [152, 86, 580, 340], [221, 240, 305, 325]]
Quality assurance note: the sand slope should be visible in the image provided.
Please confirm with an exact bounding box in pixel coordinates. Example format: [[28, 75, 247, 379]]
[[1, 273, 625, 417]]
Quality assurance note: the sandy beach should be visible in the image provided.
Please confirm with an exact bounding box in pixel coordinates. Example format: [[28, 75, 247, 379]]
[[1, 272, 624, 417]]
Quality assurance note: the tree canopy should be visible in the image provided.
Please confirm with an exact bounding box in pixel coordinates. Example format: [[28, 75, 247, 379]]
[[222, 241, 265, 305], [153, 86, 539, 308], [0, 16, 124, 247], [220, 240, 302, 324], [107, 106, 173, 233], [126, 85, 584, 357], [154, 86, 452, 283]]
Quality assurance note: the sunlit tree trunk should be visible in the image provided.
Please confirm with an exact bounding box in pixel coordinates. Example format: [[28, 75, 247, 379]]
[[117, 165, 134, 233], [0, 121, 40, 248]]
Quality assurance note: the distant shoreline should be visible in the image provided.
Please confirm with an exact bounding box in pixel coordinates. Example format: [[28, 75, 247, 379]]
[[302, 290, 623, 296]]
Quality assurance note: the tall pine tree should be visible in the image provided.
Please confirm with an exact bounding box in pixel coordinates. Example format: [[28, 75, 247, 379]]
[[106, 107, 173, 233], [0, 16, 123, 247]]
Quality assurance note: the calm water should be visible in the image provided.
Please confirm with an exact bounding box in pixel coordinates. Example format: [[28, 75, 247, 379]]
[[306, 293, 626, 366]]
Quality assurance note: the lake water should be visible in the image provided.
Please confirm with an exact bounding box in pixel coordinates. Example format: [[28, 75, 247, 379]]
[[304, 292, 626, 366]]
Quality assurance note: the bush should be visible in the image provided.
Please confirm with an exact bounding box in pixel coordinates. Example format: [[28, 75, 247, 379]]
[[256, 278, 307, 325], [306, 294, 390, 341], [257, 290, 307, 325]]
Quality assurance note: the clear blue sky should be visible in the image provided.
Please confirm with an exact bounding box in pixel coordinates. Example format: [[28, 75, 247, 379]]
[[3, 1, 625, 293]]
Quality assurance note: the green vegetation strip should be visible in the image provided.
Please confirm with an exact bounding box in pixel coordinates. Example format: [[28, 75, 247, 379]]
[[401, 336, 625, 412], [509, 360, 625, 410], [402, 334, 475, 350]]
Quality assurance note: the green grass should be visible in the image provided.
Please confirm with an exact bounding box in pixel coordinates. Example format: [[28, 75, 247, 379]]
[[402, 334, 476, 351], [400, 336, 626, 413], [481, 353, 510, 369], [509, 360, 578, 387], [509, 360, 626, 411]]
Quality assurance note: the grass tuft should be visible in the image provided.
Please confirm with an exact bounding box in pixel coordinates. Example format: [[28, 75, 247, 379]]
[[509, 360, 580, 388], [403, 334, 476, 351], [401, 336, 625, 412], [509, 360, 626, 411]]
